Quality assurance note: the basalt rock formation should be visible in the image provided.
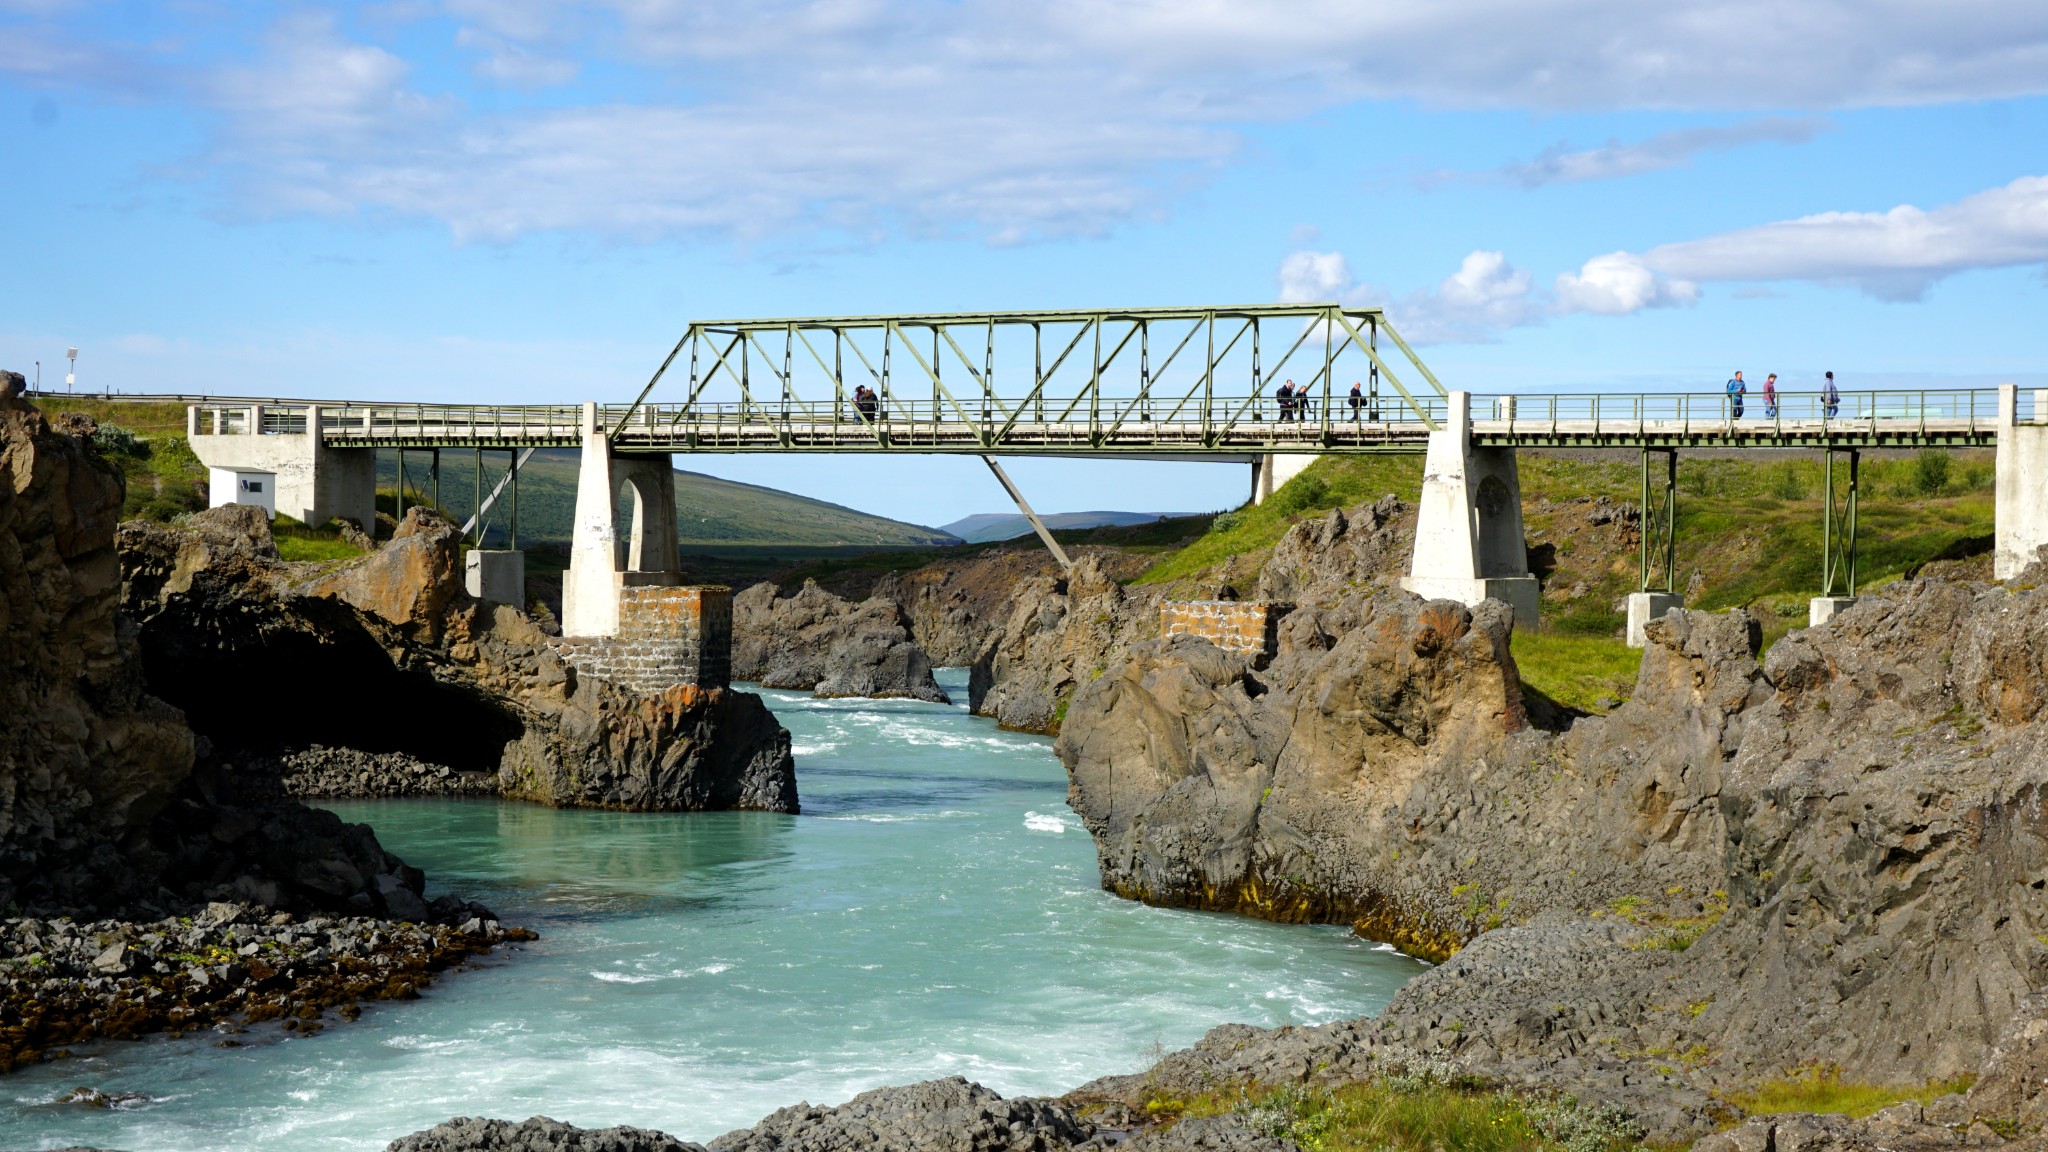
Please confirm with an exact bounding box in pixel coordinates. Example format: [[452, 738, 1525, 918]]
[[0, 397, 194, 915], [968, 556, 1163, 733], [1054, 525, 2048, 1131], [118, 503, 797, 814], [733, 580, 949, 703], [0, 402, 487, 922]]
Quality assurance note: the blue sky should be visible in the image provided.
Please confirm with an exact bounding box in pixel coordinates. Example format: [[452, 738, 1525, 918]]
[[4, 1, 2047, 527]]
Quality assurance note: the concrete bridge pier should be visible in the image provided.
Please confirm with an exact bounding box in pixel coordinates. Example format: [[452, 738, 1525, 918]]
[[187, 404, 376, 530], [1400, 391, 1540, 627], [564, 402, 683, 638], [1996, 383, 2048, 580], [1252, 452, 1318, 505]]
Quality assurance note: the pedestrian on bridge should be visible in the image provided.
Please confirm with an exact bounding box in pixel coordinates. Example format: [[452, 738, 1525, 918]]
[[1277, 380, 1296, 422], [1763, 373, 1779, 418], [1726, 371, 1747, 419], [1823, 372, 1841, 419], [1349, 381, 1363, 421]]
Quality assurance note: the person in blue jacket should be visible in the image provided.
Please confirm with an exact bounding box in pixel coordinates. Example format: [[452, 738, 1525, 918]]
[[1725, 371, 1747, 419]]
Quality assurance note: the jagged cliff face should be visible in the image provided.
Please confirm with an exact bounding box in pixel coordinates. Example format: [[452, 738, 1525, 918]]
[[119, 506, 798, 814], [1054, 497, 2048, 1088], [968, 556, 1164, 732], [0, 399, 193, 912]]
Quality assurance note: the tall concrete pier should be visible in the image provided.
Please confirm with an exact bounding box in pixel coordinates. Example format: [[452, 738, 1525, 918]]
[[1400, 391, 1540, 626], [1996, 383, 2048, 579], [563, 402, 683, 639]]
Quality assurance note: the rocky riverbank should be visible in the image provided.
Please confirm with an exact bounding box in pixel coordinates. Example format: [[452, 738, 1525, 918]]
[[353, 1005, 2048, 1152], [270, 746, 501, 798], [1, 898, 530, 1075]]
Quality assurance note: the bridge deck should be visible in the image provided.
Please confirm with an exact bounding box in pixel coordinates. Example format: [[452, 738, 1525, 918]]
[[186, 391, 2016, 455]]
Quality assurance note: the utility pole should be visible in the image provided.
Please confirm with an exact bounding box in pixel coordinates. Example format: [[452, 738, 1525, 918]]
[[65, 347, 77, 393]]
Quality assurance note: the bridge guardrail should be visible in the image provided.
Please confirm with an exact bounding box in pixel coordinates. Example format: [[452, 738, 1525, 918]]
[[1468, 388, 2014, 439], [182, 386, 2031, 451]]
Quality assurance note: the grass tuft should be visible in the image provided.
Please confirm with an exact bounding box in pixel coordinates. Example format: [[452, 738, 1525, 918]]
[[1726, 1064, 1974, 1120], [1510, 633, 1642, 715], [1146, 1063, 1645, 1152], [271, 514, 370, 563]]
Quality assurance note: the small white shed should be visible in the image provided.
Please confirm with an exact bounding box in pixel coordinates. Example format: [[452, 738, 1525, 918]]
[[208, 468, 277, 517]]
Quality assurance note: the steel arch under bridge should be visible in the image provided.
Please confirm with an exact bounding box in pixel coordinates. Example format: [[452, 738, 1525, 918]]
[[601, 303, 1444, 454]]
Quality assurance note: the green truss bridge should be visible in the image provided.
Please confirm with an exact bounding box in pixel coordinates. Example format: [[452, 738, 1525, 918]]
[[173, 304, 2045, 648]]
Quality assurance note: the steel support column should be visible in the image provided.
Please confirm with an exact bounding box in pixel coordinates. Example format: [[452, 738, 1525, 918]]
[[1639, 448, 1678, 593], [1821, 448, 1860, 597]]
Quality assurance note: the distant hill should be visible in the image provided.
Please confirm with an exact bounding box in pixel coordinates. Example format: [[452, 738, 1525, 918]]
[[38, 397, 961, 550], [387, 450, 961, 549], [941, 510, 1189, 544]]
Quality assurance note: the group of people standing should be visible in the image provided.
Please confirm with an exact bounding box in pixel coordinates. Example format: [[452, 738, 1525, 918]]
[[1274, 379, 1385, 422], [851, 384, 881, 421], [1274, 379, 1316, 421], [1725, 370, 1843, 419]]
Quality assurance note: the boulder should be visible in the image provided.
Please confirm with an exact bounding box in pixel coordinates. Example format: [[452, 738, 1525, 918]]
[[298, 506, 462, 638], [734, 580, 948, 703], [499, 680, 797, 813], [386, 1117, 704, 1152], [709, 1077, 1091, 1152]]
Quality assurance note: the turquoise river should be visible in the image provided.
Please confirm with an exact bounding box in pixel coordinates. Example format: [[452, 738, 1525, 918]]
[[4, 672, 1424, 1150]]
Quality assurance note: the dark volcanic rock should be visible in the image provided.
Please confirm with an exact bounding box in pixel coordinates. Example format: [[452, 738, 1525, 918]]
[[1, 902, 528, 1074], [270, 746, 501, 798], [0, 397, 194, 914], [1252, 495, 1410, 604], [387, 1116, 704, 1152], [119, 506, 797, 814], [709, 1077, 1091, 1152], [1059, 560, 2048, 1128], [733, 580, 948, 703], [969, 556, 1161, 734], [498, 678, 797, 812]]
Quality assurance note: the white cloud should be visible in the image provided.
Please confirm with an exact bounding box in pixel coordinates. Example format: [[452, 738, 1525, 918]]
[[1278, 249, 1542, 343], [13, 2, 2048, 243], [1555, 252, 1698, 314], [1498, 118, 1830, 187], [1277, 250, 1354, 303], [1538, 174, 2048, 312]]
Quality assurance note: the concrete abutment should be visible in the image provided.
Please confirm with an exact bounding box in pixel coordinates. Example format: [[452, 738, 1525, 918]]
[[187, 404, 376, 532]]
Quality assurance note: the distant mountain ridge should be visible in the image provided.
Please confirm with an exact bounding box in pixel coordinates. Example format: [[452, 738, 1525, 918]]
[[940, 510, 1189, 544]]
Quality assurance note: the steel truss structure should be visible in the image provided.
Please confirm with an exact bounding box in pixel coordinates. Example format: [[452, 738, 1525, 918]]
[[603, 304, 1445, 453]]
